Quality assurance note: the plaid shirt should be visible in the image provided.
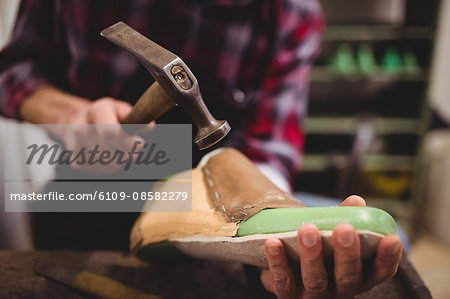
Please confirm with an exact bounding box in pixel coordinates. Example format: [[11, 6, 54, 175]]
[[0, 0, 323, 182]]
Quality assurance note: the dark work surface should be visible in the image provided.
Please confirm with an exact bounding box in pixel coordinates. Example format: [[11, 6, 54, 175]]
[[0, 251, 431, 299]]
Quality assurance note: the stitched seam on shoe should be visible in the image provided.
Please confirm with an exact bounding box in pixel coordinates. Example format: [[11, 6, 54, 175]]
[[204, 166, 226, 214]]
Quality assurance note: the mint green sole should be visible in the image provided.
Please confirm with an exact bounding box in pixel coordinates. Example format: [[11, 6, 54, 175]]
[[237, 207, 397, 237]]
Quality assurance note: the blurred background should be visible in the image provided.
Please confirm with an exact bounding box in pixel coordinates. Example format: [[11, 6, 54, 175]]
[[1, 0, 449, 297], [293, 1, 450, 297]]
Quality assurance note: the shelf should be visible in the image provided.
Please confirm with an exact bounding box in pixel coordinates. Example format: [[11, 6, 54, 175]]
[[296, 0, 438, 215], [365, 197, 414, 221], [301, 154, 331, 172], [305, 117, 421, 135], [301, 154, 416, 172], [310, 67, 428, 82], [362, 154, 415, 171], [322, 26, 435, 41]]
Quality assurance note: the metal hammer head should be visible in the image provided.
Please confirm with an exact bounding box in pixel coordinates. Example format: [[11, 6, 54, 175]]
[[101, 22, 231, 150]]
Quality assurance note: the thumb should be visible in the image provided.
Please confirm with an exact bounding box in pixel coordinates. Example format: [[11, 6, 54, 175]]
[[115, 101, 156, 134], [340, 195, 366, 207]]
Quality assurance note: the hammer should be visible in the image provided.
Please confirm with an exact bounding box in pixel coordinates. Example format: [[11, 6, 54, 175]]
[[100, 22, 231, 150]]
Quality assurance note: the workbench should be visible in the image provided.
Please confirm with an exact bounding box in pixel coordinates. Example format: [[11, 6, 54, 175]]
[[0, 251, 430, 298]]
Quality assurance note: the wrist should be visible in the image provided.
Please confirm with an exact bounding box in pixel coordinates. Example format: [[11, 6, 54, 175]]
[[19, 85, 90, 124]]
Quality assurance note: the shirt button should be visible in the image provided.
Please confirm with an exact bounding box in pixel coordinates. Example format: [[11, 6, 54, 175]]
[[232, 89, 246, 104]]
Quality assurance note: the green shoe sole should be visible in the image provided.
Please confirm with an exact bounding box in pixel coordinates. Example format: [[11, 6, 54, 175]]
[[138, 206, 397, 268]]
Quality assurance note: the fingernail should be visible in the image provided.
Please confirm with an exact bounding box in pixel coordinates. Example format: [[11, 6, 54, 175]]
[[337, 230, 354, 247], [268, 245, 280, 256], [302, 230, 318, 247], [389, 241, 401, 255]]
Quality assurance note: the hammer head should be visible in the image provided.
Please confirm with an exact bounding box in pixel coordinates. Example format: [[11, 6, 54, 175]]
[[101, 22, 231, 150], [195, 119, 231, 150]]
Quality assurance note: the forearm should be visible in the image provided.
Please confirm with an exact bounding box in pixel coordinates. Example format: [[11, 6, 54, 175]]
[[18, 85, 90, 124]]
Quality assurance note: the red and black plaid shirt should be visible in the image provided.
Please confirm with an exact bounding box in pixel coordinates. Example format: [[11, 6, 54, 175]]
[[0, 0, 323, 182]]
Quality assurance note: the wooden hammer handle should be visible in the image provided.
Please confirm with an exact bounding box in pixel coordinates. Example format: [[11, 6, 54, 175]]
[[121, 82, 175, 124]]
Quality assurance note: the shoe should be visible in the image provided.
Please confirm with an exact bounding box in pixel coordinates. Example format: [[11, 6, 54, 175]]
[[330, 43, 358, 76], [382, 46, 403, 75], [130, 148, 397, 268], [357, 44, 377, 76], [403, 50, 420, 75]]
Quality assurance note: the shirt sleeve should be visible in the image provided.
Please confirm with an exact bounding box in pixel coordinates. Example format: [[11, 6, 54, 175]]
[[235, 1, 324, 184], [0, 0, 55, 119]]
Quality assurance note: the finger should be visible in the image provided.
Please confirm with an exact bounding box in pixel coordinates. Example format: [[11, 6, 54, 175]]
[[362, 234, 402, 291], [332, 223, 362, 297], [113, 101, 157, 135], [297, 224, 328, 298], [113, 100, 133, 121], [88, 98, 123, 124], [260, 269, 275, 294], [140, 121, 156, 134], [92, 118, 143, 150], [265, 238, 300, 299], [339, 195, 366, 207], [87, 98, 138, 148], [91, 99, 145, 148]]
